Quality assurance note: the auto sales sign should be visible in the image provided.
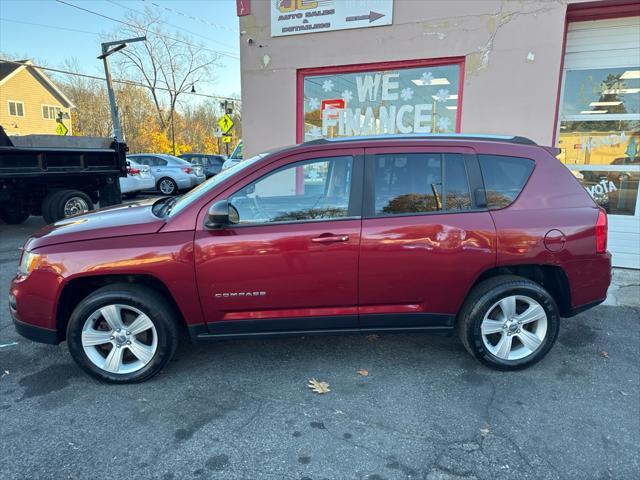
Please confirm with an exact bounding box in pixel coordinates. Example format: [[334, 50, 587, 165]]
[[271, 0, 393, 37]]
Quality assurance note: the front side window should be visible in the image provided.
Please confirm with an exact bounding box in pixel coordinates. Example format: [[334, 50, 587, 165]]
[[373, 153, 471, 216], [8, 101, 24, 117], [229, 156, 353, 224], [478, 155, 534, 210], [302, 61, 462, 141]]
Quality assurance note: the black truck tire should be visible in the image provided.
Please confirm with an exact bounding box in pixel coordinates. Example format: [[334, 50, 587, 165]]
[[44, 190, 94, 223], [0, 205, 30, 224], [42, 190, 63, 224]]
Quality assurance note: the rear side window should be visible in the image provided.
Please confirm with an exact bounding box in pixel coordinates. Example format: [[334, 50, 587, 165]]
[[478, 155, 534, 209], [373, 153, 472, 216]]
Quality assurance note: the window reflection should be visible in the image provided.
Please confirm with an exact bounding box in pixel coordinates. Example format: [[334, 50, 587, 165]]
[[302, 64, 461, 141]]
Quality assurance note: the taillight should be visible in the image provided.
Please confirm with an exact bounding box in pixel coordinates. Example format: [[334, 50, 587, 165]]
[[595, 207, 608, 254], [181, 167, 192, 174], [127, 167, 141, 176]]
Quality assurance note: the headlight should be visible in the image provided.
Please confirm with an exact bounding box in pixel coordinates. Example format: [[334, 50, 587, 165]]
[[18, 250, 41, 276]]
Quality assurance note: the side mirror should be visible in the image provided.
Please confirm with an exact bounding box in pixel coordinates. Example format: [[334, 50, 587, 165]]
[[204, 200, 239, 229]]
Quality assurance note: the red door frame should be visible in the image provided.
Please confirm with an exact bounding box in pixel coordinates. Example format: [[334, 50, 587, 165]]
[[551, 1, 640, 145], [296, 57, 466, 144]]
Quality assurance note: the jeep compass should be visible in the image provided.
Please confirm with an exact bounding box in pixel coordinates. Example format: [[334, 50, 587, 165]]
[[9, 135, 611, 383]]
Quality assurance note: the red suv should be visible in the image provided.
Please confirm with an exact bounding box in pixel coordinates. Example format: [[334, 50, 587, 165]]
[[9, 135, 611, 383]]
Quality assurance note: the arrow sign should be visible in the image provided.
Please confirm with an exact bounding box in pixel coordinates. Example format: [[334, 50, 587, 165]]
[[346, 11, 385, 23]]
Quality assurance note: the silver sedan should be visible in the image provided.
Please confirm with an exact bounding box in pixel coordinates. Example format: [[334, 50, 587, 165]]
[[127, 154, 206, 195]]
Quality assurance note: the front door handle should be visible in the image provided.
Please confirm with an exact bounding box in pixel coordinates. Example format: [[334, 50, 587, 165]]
[[312, 234, 349, 244]]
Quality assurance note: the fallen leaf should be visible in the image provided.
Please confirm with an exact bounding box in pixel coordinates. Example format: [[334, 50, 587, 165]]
[[599, 351, 609, 359], [619, 390, 628, 396], [308, 378, 330, 394], [366, 334, 379, 343], [357, 369, 369, 377]]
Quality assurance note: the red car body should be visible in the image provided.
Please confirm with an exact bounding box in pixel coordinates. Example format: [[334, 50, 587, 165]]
[[10, 136, 611, 346]]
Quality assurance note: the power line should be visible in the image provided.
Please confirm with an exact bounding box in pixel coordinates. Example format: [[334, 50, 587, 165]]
[[106, 0, 239, 54], [141, 0, 238, 33], [0, 59, 240, 103], [54, 0, 240, 60], [0, 17, 98, 36]]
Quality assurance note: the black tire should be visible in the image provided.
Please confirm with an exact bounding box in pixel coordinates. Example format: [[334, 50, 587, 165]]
[[0, 205, 30, 224], [48, 190, 94, 223], [42, 190, 64, 224], [456, 275, 560, 371], [66, 284, 179, 383], [157, 177, 178, 195]]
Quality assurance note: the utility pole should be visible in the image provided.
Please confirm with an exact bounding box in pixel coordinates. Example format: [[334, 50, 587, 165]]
[[98, 36, 146, 142]]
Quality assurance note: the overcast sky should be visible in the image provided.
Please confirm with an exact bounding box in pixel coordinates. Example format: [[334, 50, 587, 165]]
[[0, 0, 241, 98]]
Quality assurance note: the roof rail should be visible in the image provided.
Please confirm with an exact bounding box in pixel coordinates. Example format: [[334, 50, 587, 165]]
[[302, 133, 537, 146]]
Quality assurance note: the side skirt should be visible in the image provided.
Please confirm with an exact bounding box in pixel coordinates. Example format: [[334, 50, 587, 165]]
[[188, 313, 455, 342]]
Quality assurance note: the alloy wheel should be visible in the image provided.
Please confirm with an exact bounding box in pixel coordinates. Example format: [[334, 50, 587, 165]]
[[480, 295, 548, 361], [159, 179, 176, 195], [81, 304, 158, 374]]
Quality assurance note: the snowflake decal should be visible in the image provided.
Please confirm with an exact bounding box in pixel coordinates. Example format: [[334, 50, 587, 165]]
[[400, 87, 414, 102], [307, 97, 320, 110], [322, 79, 334, 92], [434, 89, 450, 103], [341, 89, 353, 103], [420, 71, 434, 85], [308, 125, 322, 137], [437, 117, 451, 132]]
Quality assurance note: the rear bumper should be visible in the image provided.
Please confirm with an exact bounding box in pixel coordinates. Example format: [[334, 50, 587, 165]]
[[190, 175, 206, 187], [564, 297, 606, 318]]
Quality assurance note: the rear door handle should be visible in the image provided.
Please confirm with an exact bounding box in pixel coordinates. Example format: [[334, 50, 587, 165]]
[[312, 234, 349, 244]]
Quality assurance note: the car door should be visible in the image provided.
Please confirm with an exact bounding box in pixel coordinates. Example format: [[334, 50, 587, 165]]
[[358, 146, 496, 330], [194, 148, 364, 334]]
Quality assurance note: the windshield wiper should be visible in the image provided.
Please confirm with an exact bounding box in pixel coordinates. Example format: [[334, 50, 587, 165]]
[[158, 197, 179, 217], [152, 196, 177, 217]]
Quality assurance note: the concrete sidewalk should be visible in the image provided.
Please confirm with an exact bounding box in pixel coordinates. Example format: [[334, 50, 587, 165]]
[[605, 268, 640, 308]]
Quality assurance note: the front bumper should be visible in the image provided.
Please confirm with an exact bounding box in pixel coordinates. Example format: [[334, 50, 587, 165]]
[[9, 270, 62, 345], [13, 317, 59, 344]]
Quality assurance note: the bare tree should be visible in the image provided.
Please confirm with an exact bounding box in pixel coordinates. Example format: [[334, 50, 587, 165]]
[[109, 8, 220, 133]]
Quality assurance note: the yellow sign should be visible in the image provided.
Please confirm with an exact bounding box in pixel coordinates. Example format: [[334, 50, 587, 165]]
[[217, 114, 234, 134], [222, 135, 232, 143], [56, 122, 69, 136]]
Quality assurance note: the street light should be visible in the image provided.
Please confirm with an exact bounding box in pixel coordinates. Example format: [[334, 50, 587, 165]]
[[98, 36, 146, 142]]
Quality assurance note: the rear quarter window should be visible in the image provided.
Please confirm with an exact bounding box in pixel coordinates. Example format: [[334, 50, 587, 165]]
[[478, 155, 534, 209]]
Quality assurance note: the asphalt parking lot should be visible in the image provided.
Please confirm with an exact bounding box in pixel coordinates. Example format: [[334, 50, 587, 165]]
[[1, 216, 639, 480]]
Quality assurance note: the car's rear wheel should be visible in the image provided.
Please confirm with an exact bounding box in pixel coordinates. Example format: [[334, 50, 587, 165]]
[[157, 177, 178, 195], [66, 284, 179, 383], [456, 275, 560, 370]]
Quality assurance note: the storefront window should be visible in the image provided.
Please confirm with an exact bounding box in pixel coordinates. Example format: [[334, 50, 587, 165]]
[[301, 62, 461, 142], [558, 66, 640, 216]]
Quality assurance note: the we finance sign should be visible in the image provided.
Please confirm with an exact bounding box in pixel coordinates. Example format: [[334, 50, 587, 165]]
[[271, 0, 393, 37]]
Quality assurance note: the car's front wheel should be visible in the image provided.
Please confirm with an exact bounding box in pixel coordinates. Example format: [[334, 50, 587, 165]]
[[457, 275, 560, 370], [66, 284, 179, 383]]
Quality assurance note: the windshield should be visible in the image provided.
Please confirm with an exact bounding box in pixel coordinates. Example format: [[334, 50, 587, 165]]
[[165, 152, 268, 217]]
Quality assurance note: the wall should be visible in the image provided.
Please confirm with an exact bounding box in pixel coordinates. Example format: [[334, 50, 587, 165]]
[[239, 0, 571, 157], [0, 68, 72, 136]]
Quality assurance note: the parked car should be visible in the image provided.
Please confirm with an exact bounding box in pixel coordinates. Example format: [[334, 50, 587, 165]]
[[119, 161, 155, 198], [222, 140, 243, 171], [178, 153, 226, 178], [127, 153, 205, 195], [10, 134, 611, 383]]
